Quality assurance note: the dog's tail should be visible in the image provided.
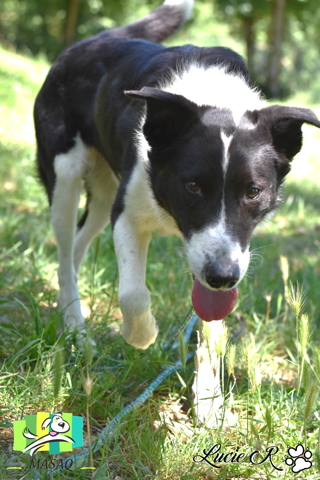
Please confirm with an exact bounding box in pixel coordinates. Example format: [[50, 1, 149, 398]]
[[107, 0, 194, 43]]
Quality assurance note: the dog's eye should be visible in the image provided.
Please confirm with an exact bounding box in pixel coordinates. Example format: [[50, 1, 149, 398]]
[[186, 181, 201, 194], [246, 187, 260, 199]]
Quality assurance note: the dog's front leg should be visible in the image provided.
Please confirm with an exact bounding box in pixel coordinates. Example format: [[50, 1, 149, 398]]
[[113, 213, 158, 349]]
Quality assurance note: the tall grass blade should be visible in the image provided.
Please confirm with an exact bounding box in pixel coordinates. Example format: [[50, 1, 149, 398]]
[[53, 346, 64, 399]]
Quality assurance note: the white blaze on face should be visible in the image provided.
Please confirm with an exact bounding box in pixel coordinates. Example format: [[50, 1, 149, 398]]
[[185, 128, 250, 289], [221, 131, 233, 175]]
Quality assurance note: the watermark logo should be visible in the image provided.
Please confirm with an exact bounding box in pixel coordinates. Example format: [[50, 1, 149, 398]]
[[13, 412, 84, 456], [193, 443, 283, 471], [193, 442, 314, 474], [285, 443, 312, 473]]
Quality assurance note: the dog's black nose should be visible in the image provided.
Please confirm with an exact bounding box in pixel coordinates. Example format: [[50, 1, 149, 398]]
[[205, 262, 240, 290]]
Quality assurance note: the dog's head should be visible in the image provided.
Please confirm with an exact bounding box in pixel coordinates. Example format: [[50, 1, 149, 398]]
[[42, 413, 70, 433], [126, 87, 320, 320]]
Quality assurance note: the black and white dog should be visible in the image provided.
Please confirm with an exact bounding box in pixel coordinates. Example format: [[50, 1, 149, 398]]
[[34, 0, 319, 424]]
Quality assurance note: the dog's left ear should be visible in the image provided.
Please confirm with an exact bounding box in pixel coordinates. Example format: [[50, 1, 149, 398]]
[[258, 105, 320, 160], [125, 87, 198, 148], [42, 418, 52, 429]]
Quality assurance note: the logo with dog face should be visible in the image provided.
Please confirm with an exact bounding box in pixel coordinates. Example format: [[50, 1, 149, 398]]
[[13, 412, 83, 456]]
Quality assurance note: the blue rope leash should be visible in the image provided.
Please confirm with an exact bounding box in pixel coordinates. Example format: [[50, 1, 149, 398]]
[[32, 310, 198, 479]]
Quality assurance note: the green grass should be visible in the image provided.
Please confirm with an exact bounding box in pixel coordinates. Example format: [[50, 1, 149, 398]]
[[1, 45, 320, 480]]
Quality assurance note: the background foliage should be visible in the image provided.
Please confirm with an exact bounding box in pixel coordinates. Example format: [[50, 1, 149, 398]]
[[1, 0, 320, 99]]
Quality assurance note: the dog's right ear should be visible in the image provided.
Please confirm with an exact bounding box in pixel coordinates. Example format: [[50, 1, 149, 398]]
[[258, 105, 320, 160], [125, 87, 198, 147], [42, 418, 52, 429]]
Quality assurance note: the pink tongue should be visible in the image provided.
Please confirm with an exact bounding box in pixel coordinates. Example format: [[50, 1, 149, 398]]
[[192, 279, 238, 321]]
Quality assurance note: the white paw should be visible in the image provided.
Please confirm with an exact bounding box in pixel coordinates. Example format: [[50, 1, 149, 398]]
[[74, 331, 97, 355], [118, 287, 158, 349], [121, 311, 158, 350], [57, 292, 85, 330]]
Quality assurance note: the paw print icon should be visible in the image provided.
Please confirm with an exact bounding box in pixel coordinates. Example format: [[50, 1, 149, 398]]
[[285, 443, 312, 473]]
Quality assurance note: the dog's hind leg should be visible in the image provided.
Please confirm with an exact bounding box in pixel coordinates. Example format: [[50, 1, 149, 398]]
[[51, 135, 90, 332], [73, 150, 119, 274]]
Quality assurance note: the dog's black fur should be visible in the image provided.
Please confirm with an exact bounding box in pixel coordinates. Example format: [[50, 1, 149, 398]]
[[34, 0, 320, 350]]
